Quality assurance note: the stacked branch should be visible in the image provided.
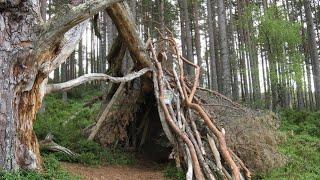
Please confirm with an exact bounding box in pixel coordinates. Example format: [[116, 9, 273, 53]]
[[148, 32, 251, 180]]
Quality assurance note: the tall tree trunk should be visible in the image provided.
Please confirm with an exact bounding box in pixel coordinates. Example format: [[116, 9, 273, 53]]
[[61, 61, 68, 101], [192, 0, 203, 86], [179, 0, 187, 61], [100, 12, 107, 89], [86, 26, 89, 74], [40, 0, 47, 21], [179, 0, 194, 75], [304, 0, 320, 109], [204, 30, 211, 88], [217, 0, 232, 97], [0, 3, 44, 171], [228, 1, 239, 101], [246, 1, 261, 105], [207, 0, 218, 90], [78, 39, 84, 76]]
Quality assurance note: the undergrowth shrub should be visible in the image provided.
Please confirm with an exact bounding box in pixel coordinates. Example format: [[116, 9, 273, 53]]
[[280, 109, 320, 137], [34, 89, 135, 166], [263, 110, 320, 179], [163, 163, 185, 180]]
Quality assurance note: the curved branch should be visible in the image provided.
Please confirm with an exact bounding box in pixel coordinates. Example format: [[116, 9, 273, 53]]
[[45, 68, 151, 94], [37, 0, 122, 51]]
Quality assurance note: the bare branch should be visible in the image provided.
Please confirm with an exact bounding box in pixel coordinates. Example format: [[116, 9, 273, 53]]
[[88, 82, 125, 141], [45, 68, 151, 94]]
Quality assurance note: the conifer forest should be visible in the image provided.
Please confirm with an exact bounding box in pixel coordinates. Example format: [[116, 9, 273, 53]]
[[0, 0, 319, 179]]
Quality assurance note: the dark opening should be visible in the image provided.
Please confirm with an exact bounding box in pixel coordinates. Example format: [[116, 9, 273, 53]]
[[128, 91, 172, 164]]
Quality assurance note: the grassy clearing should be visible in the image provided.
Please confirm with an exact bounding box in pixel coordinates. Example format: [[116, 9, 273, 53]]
[[263, 109, 320, 179]]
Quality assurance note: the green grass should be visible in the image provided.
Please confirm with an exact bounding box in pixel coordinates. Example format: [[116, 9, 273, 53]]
[[163, 163, 185, 180], [1, 88, 136, 179], [4, 89, 320, 179], [263, 109, 320, 179], [0, 154, 79, 180], [35, 88, 135, 166]]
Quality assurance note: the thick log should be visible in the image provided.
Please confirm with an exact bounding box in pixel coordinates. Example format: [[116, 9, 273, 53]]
[[107, 3, 153, 68]]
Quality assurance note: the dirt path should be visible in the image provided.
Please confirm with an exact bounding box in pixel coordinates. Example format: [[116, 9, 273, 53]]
[[62, 162, 166, 180]]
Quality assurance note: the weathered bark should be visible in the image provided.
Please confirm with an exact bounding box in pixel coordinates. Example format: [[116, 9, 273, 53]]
[[0, 0, 122, 171], [0, 2, 45, 171]]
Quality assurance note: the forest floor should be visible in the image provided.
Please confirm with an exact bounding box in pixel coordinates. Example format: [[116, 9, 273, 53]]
[[2, 88, 318, 180], [61, 159, 166, 180]]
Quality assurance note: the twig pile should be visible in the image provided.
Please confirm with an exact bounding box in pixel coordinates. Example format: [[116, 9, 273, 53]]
[[148, 31, 251, 180]]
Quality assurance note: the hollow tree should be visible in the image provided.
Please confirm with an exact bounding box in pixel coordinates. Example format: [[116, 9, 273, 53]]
[[0, 0, 123, 171]]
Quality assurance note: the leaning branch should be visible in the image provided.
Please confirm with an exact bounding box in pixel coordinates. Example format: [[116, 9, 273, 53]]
[[45, 68, 151, 94], [107, 2, 153, 68]]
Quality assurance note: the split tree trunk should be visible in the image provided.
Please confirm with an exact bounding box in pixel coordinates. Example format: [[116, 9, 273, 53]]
[[0, 2, 44, 171], [0, 0, 122, 171]]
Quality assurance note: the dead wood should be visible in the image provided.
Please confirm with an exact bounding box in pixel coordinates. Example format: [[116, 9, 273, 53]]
[[46, 68, 151, 94], [39, 134, 77, 158], [86, 3, 283, 180], [88, 82, 126, 141]]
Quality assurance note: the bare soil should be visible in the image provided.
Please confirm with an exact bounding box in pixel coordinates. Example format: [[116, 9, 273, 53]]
[[62, 162, 166, 180]]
